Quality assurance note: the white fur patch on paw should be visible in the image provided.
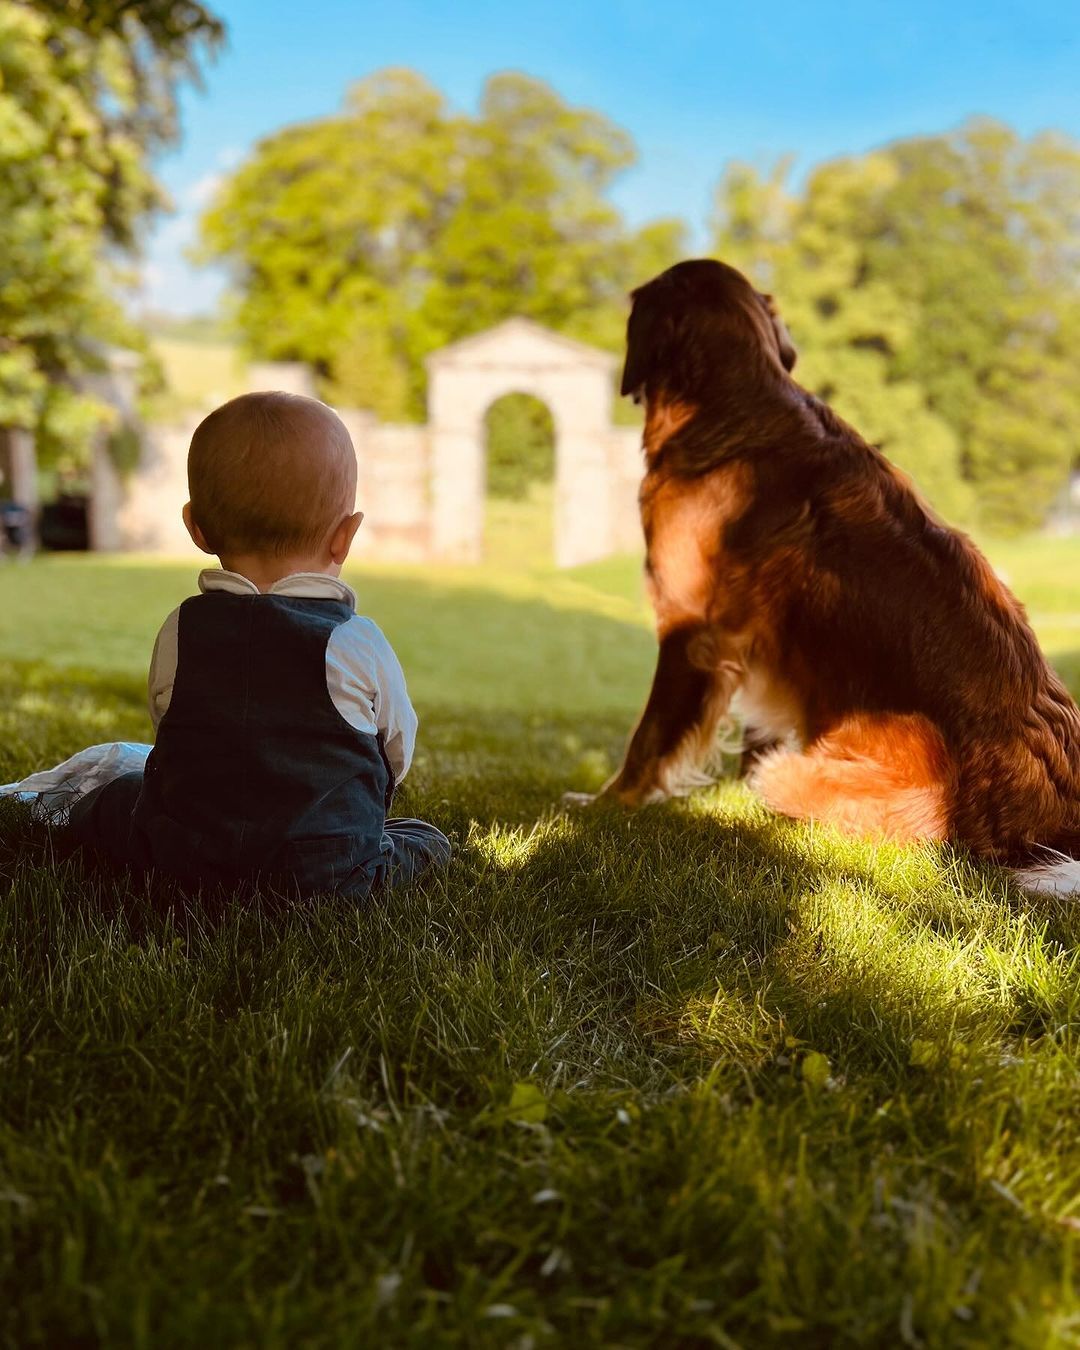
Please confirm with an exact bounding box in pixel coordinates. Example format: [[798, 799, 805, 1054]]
[[1014, 853, 1080, 897]]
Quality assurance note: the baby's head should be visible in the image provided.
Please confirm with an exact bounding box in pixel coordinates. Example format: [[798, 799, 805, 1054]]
[[184, 392, 361, 582]]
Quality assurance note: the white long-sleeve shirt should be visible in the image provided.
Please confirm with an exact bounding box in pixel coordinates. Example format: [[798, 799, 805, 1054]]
[[148, 569, 418, 783]]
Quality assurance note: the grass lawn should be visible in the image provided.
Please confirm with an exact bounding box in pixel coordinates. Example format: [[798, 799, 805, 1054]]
[[2, 541, 1080, 1347]]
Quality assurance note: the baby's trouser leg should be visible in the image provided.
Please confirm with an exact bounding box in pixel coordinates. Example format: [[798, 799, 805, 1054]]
[[64, 770, 150, 873], [379, 818, 451, 887]]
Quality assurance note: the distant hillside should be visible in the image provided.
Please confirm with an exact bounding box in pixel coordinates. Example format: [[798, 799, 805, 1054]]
[[142, 313, 234, 344], [147, 336, 248, 424]]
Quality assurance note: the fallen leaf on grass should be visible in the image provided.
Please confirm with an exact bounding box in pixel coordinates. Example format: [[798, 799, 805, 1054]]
[[801, 1051, 831, 1089]]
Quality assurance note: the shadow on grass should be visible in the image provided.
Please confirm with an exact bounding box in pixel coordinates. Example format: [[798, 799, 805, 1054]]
[[4, 622, 1078, 1089], [0, 563, 657, 715], [2, 737, 879, 995]]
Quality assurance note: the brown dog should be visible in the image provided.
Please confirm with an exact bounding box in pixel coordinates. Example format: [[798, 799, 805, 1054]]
[[577, 257, 1080, 895]]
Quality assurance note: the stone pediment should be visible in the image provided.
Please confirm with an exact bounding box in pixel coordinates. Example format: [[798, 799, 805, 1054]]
[[426, 317, 617, 372]]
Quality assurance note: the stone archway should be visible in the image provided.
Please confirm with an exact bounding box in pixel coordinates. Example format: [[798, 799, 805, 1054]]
[[426, 318, 620, 567]]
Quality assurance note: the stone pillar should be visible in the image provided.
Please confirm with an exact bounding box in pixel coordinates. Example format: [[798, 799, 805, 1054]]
[[554, 433, 615, 567], [428, 365, 484, 562], [551, 366, 616, 568], [0, 427, 38, 512], [82, 351, 141, 552], [0, 427, 38, 552], [88, 440, 124, 551]]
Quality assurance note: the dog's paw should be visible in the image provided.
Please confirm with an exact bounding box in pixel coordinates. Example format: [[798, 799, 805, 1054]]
[[561, 790, 599, 810]]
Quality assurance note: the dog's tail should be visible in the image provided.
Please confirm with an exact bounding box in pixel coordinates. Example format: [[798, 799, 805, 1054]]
[[1014, 845, 1080, 898]]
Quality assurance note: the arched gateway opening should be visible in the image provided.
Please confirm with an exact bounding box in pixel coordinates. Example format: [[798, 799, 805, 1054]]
[[482, 392, 556, 566], [426, 318, 621, 567]]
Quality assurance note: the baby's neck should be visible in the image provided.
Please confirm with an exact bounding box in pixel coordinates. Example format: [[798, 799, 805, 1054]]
[[215, 552, 339, 593]]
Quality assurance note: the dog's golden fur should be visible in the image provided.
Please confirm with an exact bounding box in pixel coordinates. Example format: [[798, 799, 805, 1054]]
[[595, 258, 1080, 888]]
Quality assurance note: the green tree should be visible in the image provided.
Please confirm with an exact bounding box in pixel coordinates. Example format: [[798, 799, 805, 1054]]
[[485, 394, 555, 501], [0, 0, 221, 468], [715, 121, 1080, 531], [200, 69, 686, 420], [716, 154, 972, 522]]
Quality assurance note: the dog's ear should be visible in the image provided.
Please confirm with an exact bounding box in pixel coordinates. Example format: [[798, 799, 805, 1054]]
[[763, 294, 797, 372], [619, 339, 644, 399], [621, 293, 658, 398], [620, 291, 683, 399]]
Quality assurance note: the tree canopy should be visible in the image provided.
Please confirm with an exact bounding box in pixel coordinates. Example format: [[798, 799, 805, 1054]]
[[8, 26, 1079, 534], [199, 69, 686, 421], [0, 0, 221, 467], [714, 120, 1080, 530], [205, 85, 1080, 531], [484, 394, 556, 501]]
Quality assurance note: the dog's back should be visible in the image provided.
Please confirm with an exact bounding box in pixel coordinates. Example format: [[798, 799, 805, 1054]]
[[732, 391, 1080, 863]]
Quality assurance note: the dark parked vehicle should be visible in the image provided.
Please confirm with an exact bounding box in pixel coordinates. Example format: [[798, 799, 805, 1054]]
[[38, 494, 90, 551]]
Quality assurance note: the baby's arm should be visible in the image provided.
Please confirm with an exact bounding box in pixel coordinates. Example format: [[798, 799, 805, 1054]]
[[325, 617, 418, 784], [147, 607, 181, 731]]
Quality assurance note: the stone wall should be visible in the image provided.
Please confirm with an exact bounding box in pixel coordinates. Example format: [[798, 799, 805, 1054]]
[[606, 426, 646, 555], [118, 424, 197, 554], [346, 416, 431, 561], [116, 412, 434, 560], [93, 321, 646, 566]]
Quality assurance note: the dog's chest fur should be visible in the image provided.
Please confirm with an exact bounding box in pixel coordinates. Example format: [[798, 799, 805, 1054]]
[[641, 459, 805, 746]]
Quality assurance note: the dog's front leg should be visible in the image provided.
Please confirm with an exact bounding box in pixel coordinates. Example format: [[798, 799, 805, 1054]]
[[588, 624, 742, 807]]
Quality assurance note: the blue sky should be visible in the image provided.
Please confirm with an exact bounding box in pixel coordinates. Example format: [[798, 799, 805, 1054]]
[[142, 0, 1080, 314]]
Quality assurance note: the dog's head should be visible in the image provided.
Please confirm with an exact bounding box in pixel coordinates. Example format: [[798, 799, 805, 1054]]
[[620, 258, 797, 404]]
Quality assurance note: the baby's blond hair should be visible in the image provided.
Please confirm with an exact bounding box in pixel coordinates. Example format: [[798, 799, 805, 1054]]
[[187, 392, 356, 557]]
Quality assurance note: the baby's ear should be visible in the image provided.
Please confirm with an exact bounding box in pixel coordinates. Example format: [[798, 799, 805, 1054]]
[[329, 510, 364, 566], [182, 502, 214, 555]]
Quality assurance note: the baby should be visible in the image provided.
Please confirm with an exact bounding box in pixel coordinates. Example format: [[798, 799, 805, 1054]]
[[65, 391, 450, 897]]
